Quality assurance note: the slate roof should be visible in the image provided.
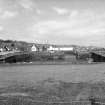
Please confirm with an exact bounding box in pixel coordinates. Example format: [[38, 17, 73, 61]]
[[91, 51, 105, 57]]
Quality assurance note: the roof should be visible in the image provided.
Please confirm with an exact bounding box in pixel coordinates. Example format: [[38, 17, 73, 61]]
[[91, 51, 105, 57]]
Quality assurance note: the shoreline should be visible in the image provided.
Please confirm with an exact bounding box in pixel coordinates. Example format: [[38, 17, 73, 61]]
[[0, 61, 104, 66]]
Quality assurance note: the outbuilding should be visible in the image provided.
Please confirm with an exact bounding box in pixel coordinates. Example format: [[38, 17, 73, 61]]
[[91, 51, 105, 62]]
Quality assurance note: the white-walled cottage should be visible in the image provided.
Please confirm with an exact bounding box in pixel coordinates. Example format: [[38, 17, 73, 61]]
[[47, 45, 74, 52], [31, 45, 37, 51]]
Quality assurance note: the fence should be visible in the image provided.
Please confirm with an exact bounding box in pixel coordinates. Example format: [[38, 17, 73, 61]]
[[0, 99, 105, 105], [0, 100, 91, 105], [0, 96, 105, 105]]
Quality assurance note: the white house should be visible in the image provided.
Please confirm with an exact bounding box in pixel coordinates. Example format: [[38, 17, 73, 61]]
[[59, 47, 73, 51], [0, 48, 3, 52], [47, 45, 74, 52], [31, 45, 37, 51], [47, 46, 59, 51]]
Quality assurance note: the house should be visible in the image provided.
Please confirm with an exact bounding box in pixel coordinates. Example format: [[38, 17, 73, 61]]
[[0, 48, 3, 52], [47, 45, 74, 52], [47, 45, 59, 52], [59, 47, 73, 51], [31, 44, 37, 51]]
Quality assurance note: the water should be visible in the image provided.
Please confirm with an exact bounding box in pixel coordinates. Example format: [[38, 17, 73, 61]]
[[0, 63, 105, 87]]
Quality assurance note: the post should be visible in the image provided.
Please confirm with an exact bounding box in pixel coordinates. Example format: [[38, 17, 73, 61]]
[[89, 97, 96, 105]]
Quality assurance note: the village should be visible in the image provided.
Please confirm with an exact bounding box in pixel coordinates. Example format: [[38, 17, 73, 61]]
[[0, 39, 105, 63]]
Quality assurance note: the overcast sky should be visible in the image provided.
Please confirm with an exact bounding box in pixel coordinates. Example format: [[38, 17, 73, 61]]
[[0, 0, 105, 46]]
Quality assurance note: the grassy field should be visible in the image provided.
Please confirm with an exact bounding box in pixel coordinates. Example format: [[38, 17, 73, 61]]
[[0, 63, 105, 84], [0, 63, 105, 104], [0, 78, 105, 104]]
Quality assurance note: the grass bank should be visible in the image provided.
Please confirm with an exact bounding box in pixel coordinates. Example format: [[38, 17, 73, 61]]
[[0, 79, 105, 104]]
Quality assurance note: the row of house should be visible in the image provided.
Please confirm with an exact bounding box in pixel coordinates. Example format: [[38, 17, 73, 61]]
[[31, 44, 74, 52], [0, 46, 17, 52], [1, 43, 105, 63]]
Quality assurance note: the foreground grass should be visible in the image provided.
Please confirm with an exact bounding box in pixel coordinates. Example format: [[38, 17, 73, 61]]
[[0, 78, 105, 104]]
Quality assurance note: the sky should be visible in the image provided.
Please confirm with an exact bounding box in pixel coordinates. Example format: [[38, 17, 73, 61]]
[[0, 0, 105, 47]]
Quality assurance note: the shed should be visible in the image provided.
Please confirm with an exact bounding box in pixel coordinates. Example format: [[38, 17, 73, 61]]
[[91, 51, 105, 62]]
